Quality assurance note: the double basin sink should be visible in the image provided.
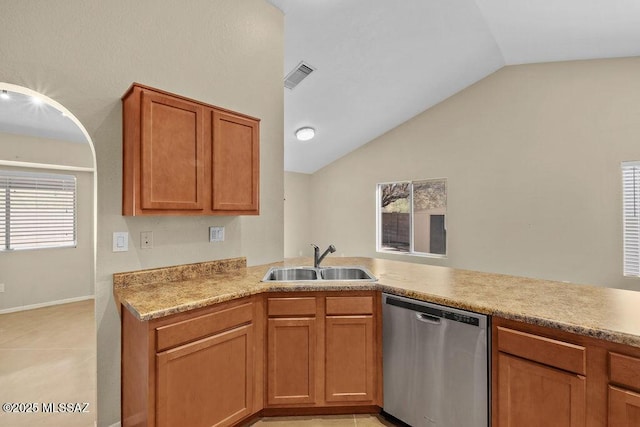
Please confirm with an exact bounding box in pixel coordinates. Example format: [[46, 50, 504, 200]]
[[262, 266, 376, 282]]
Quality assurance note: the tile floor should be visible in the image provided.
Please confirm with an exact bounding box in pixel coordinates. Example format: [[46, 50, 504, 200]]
[[0, 300, 96, 427], [248, 414, 399, 426]]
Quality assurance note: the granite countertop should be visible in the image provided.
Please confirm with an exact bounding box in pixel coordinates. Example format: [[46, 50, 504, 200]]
[[114, 256, 640, 348]]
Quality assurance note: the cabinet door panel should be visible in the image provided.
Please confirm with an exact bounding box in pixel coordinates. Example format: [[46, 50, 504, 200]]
[[609, 386, 640, 426], [498, 352, 586, 427], [156, 324, 253, 427], [267, 318, 316, 405], [141, 90, 204, 210], [212, 110, 259, 212], [325, 316, 375, 403]]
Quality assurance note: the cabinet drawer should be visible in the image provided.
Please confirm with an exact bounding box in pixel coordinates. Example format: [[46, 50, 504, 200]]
[[156, 302, 253, 351], [268, 297, 316, 317], [610, 352, 640, 392], [326, 296, 373, 315], [497, 326, 586, 375]]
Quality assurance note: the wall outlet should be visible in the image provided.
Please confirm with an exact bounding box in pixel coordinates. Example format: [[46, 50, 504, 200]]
[[113, 232, 129, 252], [140, 231, 153, 249], [209, 226, 225, 242], [0, 283, 4, 293]]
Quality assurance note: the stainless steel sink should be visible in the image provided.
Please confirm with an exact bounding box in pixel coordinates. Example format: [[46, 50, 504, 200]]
[[263, 267, 318, 281], [319, 267, 376, 281], [262, 266, 376, 282]]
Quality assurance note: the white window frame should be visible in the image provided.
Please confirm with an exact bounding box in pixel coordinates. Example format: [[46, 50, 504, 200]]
[[376, 179, 447, 258], [622, 161, 640, 277], [0, 170, 77, 251]]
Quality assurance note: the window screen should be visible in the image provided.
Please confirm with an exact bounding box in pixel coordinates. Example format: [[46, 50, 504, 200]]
[[0, 170, 77, 251], [623, 162, 640, 277]]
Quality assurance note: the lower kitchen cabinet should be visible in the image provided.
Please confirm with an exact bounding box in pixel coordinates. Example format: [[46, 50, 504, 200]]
[[156, 324, 254, 427], [609, 386, 640, 425], [495, 324, 587, 427], [325, 301, 376, 403], [493, 318, 640, 427], [121, 296, 264, 427], [265, 292, 381, 409], [267, 317, 317, 405], [608, 352, 640, 425], [497, 352, 586, 426], [122, 291, 380, 427]]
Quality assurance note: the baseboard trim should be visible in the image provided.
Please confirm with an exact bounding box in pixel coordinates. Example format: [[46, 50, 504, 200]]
[[0, 295, 95, 314], [260, 405, 381, 417]]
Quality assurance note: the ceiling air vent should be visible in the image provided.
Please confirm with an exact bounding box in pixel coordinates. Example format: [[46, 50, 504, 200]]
[[284, 62, 315, 90]]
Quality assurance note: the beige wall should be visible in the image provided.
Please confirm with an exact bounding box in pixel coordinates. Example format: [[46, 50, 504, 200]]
[[0, 133, 94, 310], [0, 133, 94, 168], [284, 171, 313, 257], [0, 1, 284, 425], [309, 58, 640, 291]]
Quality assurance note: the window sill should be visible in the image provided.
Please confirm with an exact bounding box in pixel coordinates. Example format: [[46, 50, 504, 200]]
[[376, 249, 447, 260]]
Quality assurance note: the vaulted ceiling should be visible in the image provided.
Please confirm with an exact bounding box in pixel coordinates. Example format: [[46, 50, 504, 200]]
[[267, 0, 640, 173]]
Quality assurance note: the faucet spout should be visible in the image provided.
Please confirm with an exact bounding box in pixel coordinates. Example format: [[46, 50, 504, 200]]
[[311, 243, 336, 268]]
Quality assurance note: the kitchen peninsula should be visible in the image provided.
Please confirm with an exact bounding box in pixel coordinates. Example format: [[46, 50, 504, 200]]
[[115, 257, 640, 427]]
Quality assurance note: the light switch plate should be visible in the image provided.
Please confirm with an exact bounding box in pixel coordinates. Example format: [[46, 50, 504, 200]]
[[113, 232, 129, 252], [209, 226, 225, 242], [0, 283, 4, 293]]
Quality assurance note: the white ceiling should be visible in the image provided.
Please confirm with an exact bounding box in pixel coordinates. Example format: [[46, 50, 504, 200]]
[[268, 0, 640, 173], [0, 90, 88, 144]]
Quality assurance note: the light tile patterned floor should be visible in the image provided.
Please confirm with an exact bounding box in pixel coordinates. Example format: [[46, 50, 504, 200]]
[[0, 300, 96, 427], [249, 414, 399, 426]]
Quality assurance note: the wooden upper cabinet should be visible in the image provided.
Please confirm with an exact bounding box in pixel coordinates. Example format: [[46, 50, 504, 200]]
[[212, 110, 259, 212], [122, 83, 260, 216], [140, 90, 204, 211]]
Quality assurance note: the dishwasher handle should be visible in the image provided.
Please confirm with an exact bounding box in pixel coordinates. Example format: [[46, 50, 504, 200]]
[[415, 312, 441, 325]]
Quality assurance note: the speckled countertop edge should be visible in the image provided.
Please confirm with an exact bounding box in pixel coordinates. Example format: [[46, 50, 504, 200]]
[[114, 257, 640, 349]]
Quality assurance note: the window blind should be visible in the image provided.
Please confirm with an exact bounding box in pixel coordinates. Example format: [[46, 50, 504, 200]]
[[0, 170, 77, 251], [622, 162, 640, 277]]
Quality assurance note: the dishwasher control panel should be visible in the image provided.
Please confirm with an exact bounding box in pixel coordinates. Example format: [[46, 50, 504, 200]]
[[384, 295, 481, 326]]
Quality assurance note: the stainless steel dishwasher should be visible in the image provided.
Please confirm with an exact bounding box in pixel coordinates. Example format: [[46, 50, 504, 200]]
[[382, 293, 490, 427]]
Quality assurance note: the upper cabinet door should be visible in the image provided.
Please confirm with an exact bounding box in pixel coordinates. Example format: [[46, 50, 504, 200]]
[[122, 83, 260, 216], [212, 110, 259, 213], [140, 90, 205, 210]]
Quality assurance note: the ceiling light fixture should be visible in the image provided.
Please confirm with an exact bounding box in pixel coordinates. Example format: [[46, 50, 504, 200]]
[[0, 90, 9, 100], [295, 127, 315, 141], [31, 95, 44, 105]]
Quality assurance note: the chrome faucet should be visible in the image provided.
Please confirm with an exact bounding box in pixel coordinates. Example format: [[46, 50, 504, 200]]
[[311, 244, 336, 268]]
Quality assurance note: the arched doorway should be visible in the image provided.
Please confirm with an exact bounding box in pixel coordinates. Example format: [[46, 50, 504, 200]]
[[0, 83, 97, 427]]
